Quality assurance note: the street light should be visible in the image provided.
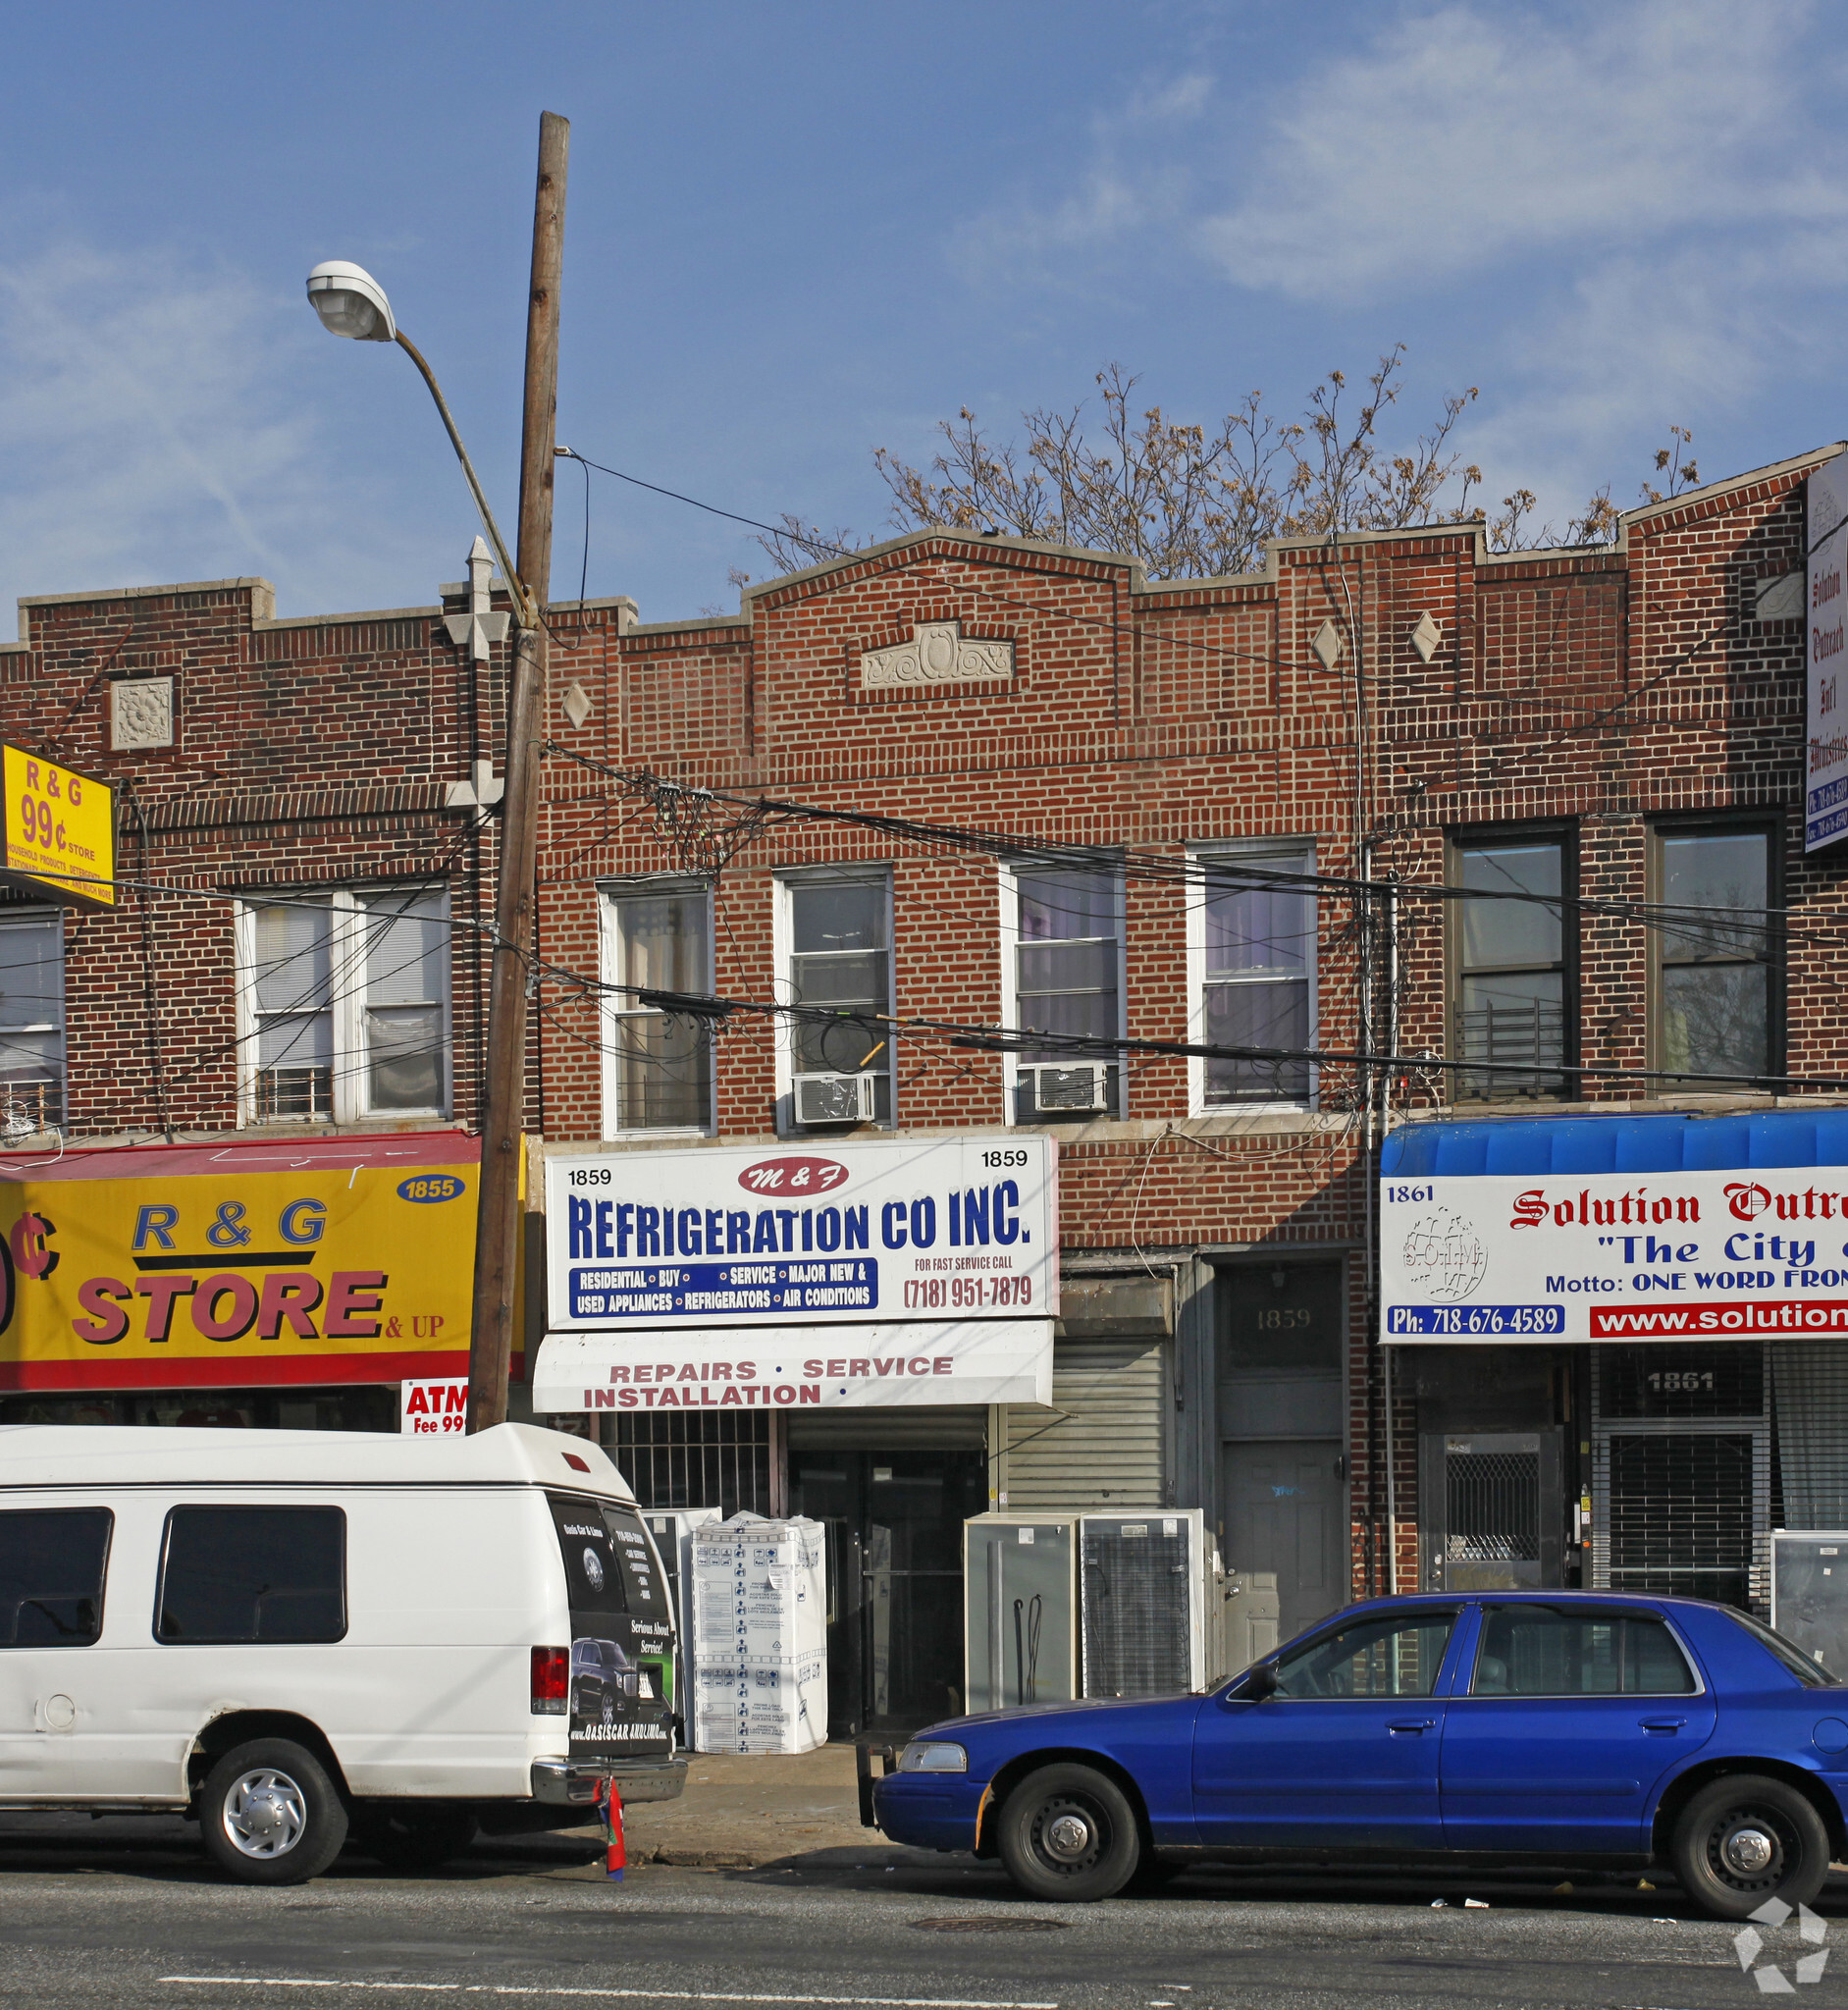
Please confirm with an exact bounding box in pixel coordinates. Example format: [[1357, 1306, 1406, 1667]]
[[303, 109, 568, 1439], [303, 259, 530, 623], [305, 260, 396, 342]]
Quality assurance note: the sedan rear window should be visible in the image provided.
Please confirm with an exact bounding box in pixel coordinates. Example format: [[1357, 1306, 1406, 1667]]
[[156, 1507, 346, 1644], [1726, 1610, 1842, 1687], [1472, 1608, 1695, 1695], [0, 1508, 112, 1648]]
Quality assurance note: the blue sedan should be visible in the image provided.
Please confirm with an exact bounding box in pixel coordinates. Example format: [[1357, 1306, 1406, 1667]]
[[871, 1591, 1846, 1916]]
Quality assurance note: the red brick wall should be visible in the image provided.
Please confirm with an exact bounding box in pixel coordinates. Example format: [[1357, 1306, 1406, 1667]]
[[10, 449, 1845, 1590]]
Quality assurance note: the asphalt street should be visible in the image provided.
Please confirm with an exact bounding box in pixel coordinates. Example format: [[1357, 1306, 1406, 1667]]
[[0, 1813, 1836, 2010]]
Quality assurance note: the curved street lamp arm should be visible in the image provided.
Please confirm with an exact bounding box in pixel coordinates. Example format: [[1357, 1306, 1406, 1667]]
[[394, 329, 536, 626]]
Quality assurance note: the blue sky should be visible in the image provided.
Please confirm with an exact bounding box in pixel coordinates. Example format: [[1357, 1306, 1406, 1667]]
[[1, 0, 1843, 625]]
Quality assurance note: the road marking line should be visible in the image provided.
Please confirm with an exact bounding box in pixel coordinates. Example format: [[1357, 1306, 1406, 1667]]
[[159, 1982, 1057, 2009]]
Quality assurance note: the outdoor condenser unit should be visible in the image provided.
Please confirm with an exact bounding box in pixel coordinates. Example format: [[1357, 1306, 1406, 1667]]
[[1079, 1510, 1207, 1697], [1770, 1530, 1848, 1679], [644, 1506, 723, 1732], [793, 1072, 877, 1125], [963, 1513, 1078, 1713]]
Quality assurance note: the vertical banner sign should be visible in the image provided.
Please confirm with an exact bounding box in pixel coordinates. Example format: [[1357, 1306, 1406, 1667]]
[[1, 747, 114, 908], [1808, 451, 1848, 852]]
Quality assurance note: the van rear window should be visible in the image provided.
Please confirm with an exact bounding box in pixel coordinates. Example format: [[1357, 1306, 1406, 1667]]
[[156, 1507, 346, 1644], [0, 1508, 112, 1648], [548, 1496, 664, 1621]]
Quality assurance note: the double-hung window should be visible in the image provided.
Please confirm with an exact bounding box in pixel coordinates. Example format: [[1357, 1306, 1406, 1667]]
[[1450, 831, 1574, 1099], [0, 911, 65, 1135], [238, 886, 449, 1124], [602, 879, 713, 1135], [1006, 865, 1123, 1121], [1191, 844, 1316, 1108], [1652, 823, 1778, 1088], [782, 873, 893, 1129]]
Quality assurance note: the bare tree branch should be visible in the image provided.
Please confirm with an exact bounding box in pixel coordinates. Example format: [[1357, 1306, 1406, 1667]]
[[746, 350, 1685, 582]]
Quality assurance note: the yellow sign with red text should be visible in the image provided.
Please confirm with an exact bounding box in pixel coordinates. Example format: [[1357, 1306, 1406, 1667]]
[[2, 745, 114, 909], [0, 1137, 480, 1392]]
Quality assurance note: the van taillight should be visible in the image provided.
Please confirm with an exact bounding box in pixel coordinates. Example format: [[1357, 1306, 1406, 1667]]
[[531, 1646, 569, 1714]]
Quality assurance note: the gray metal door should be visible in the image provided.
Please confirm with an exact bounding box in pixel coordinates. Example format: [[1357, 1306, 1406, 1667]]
[[1221, 1440, 1345, 1645]]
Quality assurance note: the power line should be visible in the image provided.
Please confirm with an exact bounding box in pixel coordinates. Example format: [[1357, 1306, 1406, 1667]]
[[541, 746, 1826, 955]]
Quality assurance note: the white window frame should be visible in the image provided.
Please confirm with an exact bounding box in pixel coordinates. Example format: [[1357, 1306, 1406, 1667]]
[[0, 908, 66, 1135], [1187, 839, 1319, 1116], [598, 874, 715, 1140], [998, 858, 1127, 1126], [235, 885, 451, 1127], [774, 865, 895, 1135]]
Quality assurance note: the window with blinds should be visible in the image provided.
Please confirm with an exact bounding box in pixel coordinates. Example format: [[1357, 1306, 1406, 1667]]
[[239, 886, 450, 1125], [0, 911, 65, 1134]]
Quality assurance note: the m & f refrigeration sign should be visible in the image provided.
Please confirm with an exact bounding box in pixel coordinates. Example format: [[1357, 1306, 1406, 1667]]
[[545, 1135, 1056, 1330], [1382, 1162, 1848, 1345]]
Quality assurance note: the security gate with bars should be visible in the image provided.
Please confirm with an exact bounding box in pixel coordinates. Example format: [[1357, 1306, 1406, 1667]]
[[1590, 1344, 1768, 1613], [1419, 1431, 1561, 1591]]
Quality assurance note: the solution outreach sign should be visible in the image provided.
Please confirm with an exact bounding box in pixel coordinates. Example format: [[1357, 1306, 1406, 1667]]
[[1809, 450, 1848, 852], [534, 1135, 1056, 1412], [1382, 1135, 1848, 1345]]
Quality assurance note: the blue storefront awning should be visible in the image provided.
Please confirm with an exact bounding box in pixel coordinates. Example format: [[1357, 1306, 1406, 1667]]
[[1382, 1108, 1848, 1181]]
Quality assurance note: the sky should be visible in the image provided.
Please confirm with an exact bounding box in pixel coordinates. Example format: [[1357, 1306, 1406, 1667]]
[[1, 0, 1843, 627]]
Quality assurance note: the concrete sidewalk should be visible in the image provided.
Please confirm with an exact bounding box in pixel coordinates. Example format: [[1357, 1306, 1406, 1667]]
[[617, 1742, 907, 1868]]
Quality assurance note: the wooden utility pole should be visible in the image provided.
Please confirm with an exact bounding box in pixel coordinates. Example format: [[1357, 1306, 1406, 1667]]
[[467, 109, 568, 1431]]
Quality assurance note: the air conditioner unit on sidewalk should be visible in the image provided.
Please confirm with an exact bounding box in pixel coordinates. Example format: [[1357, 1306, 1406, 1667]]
[[963, 1513, 1078, 1712], [1079, 1509, 1207, 1697]]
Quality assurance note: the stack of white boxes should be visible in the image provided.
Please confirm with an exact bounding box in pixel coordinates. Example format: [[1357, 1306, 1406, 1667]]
[[688, 1514, 828, 1754]]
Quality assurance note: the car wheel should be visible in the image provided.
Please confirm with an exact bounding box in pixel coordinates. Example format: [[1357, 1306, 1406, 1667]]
[[996, 1763, 1140, 1902], [1669, 1773, 1831, 1920], [199, 1738, 348, 1886], [352, 1803, 479, 1873]]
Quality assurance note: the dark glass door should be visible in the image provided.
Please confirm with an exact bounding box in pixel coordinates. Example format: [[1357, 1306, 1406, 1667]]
[[789, 1448, 985, 1736]]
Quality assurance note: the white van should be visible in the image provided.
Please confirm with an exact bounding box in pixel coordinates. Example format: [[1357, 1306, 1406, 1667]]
[[0, 1422, 685, 1882]]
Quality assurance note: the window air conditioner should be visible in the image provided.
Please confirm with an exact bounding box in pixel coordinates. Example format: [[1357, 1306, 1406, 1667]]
[[793, 1071, 877, 1125], [1020, 1062, 1109, 1114]]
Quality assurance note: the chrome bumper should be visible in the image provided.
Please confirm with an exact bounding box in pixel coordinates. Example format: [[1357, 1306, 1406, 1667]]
[[531, 1756, 688, 1806]]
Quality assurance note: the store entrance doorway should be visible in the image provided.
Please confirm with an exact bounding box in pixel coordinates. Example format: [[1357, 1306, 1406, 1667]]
[[788, 1447, 986, 1737]]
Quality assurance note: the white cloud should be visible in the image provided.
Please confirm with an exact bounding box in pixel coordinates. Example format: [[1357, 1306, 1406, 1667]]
[[0, 232, 438, 621], [951, 71, 1212, 284], [1197, 0, 1841, 301]]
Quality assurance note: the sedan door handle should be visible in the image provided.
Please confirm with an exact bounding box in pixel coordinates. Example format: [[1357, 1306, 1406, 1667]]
[[1639, 1718, 1687, 1733], [1387, 1719, 1436, 1734]]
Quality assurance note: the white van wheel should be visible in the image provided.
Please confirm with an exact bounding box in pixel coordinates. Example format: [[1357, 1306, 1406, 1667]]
[[201, 1738, 347, 1884]]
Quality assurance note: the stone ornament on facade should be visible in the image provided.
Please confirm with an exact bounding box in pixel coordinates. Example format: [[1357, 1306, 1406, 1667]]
[[860, 620, 1013, 691], [110, 675, 175, 751]]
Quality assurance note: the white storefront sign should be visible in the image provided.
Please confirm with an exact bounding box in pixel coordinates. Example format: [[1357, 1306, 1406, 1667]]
[[532, 1318, 1054, 1413], [534, 1136, 1057, 1411], [400, 1376, 468, 1434], [1809, 450, 1848, 852], [1382, 1166, 1848, 1345]]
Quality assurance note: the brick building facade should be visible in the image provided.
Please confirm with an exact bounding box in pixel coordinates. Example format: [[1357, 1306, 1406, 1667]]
[[5, 442, 1845, 1727]]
